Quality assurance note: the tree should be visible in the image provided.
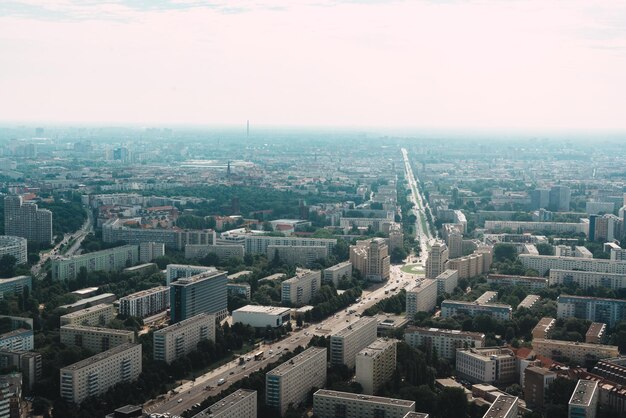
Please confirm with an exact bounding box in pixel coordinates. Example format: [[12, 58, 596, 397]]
[[0, 255, 16, 278], [436, 387, 468, 418]]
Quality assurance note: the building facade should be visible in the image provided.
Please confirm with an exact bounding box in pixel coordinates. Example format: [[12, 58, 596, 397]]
[[60, 325, 135, 353], [455, 347, 517, 384], [405, 279, 437, 318], [568, 380, 598, 418], [0, 276, 31, 300], [330, 317, 378, 369], [3, 195, 53, 244], [281, 269, 321, 306], [557, 295, 626, 327], [436, 270, 459, 295], [59, 304, 116, 327], [119, 286, 170, 318], [404, 327, 485, 360], [232, 305, 292, 328], [169, 270, 228, 323], [153, 313, 215, 364], [0, 236, 27, 266], [194, 389, 257, 418], [349, 238, 390, 282], [355, 339, 397, 395], [532, 338, 619, 364], [313, 389, 416, 418], [323, 261, 352, 286], [139, 241, 165, 263], [51, 245, 139, 281], [425, 241, 448, 279]]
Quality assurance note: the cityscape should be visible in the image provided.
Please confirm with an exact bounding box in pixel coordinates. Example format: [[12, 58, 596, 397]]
[[2, 2, 626, 418]]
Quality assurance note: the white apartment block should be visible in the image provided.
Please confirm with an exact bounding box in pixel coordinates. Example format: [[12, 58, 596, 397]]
[[456, 347, 517, 384], [60, 325, 135, 353], [568, 380, 598, 418], [484, 220, 588, 235], [139, 241, 165, 263], [184, 244, 245, 261], [266, 347, 327, 416], [60, 304, 116, 327], [323, 261, 352, 286], [153, 313, 215, 364], [313, 389, 416, 418], [519, 254, 626, 276], [245, 235, 336, 255], [548, 269, 626, 290], [355, 339, 397, 395], [426, 242, 448, 279], [349, 238, 390, 282], [405, 279, 438, 318], [281, 269, 322, 305], [610, 247, 626, 261], [483, 395, 518, 418], [436, 269, 459, 295], [331, 317, 378, 369], [445, 251, 489, 280], [531, 339, 619, 364], [232, 305, 292, 328], [404, 327, 485, 360], [485, 274, 548, 291], [441, 300, 512, 321], [60, 343, 142, 404], [475, 291, 498, 305], [267, 245, 328, 266], [193, 389, 257, 418], [165, 264, 216, 286], [119, 286, 170, 318]]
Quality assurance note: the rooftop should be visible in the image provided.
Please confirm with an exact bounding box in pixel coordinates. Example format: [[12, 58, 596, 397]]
[[60, 303, 113, 318], [120, 286, 169, 300], [325, 261, 352, 271], [171, 270, 227, 286], [569, 380, 598, 406], [0, 328, 32, 338], [70, 286, 99, 295], [234, 305, 291, 315], [314, 389, 415, 407], [154, 313, 213, 335], [59, 293, 116, 310], [483, 395, 518, 418], [405, 326, 485, 339], [357, 338, 396, 358], [61, 343, 139, 371], [60, 325, 134, 336], [403, 413, 429, 418], [0, 275, 31, 284], [201, 389, 256, 416], [436, 269, 458, 279], [586, 322, 607, 337], [487, 274, 548, 282], [267, 347, 326, 377], [333, 316, 377, 338]]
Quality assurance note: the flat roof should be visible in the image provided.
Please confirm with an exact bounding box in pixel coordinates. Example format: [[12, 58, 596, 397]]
[[234, 305, 291, 315], [259, 273, 286, 282], [333, 316, 377, 338], [71, 287, 99, 295], [200, 389, 256, 416], [436, 269, 458, 279], [60, 325, 134, 336], [405, 326, 485, 339], [61, 343, 139, 371], [0, 275, 31, 284], [442, 300, 512, 309], [123, 263, 156, 271], [358, 339, 396, 357], [403, 413, 428, 418], [314, 389, 415, 407], [0, 328, 32, 338], [59, 293, 116, 310], [569, 380, 598, 406], [267, 347, 326, 377], [408, 279, 436, 293], [487, 274, 548, 282], [120, 286, 169, 300], [483, 395, 518, 418], [61, 303, 114, 318], [154, 313, 213, 335], [325, 261, 352, 271], [586, 322, 606, 337], [171, 270, 227, 285]]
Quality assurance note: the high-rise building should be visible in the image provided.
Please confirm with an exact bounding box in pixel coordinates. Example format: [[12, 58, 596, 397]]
[[165, 264, 216, 286], [531, 189, 550, 210], [267, 245, 328, 267], [139, 242, 165, 263], [404, 327, 485, 360], [0, 236, 27, 265], [436, 269, 459, 295], [425, 241, 448, 279], [523, 366, 556, 410], [0, 275, 31, 300], [245, 235, 336, 255], [405, 279, 438, 318], [170, 270, 228, 323], [568, 380, 598, 418], [3, 195, 53, 244], [0, 351, 41, 393], [313, 389, 416, 418], [549, 186, 571, 212], [193, 389, 257, 418], [154, 313, 215, 364], [323, 261, 352, 286], [266, 347, 327, 416], [281, 269, 321, 306], [349, 238, 390, 282], [355, 338, 397, 395], [119, 286, 170, 318], [60, 325, 135, 353], [51, 245, 139, 281], [330, 317, 378, 369]]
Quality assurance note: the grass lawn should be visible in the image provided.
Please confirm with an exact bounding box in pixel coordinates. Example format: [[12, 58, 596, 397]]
[[401, 264, 424, 274]]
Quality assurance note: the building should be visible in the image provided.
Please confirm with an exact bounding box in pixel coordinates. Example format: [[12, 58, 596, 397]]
[[60, 325, 135, 353], [445, 249, 491, 280], [0, 351, 41, 393], [153, 313, 215, 364], [486, 274, 548, 291], [0, 329, 33, 351], [60, 304, 116, 327], [519, 254, 626, 276], [281, 269, 321, 305], [485, 220, 586, 235], [518, 295, 541, 310], [444, 224, 464, 259], [441, 300, 512, 321], [59, 293, 117, 312], [524, 366, 556, 410], [404, 327, 485, 360], [455, 347, 517, 384], [475, 291, 498, 305], [532, 317, 556, 340], [105, 404, 143, 418], [267, 245, 328, 267], [3, 195, 53, 244], [549, 270, 626, 291], [548, 186, 571, 212], [531, 339, 619, 364], [245, 235, 336, 255], [0, 276, 31, 300], [330, 317, 378, 369], [568, 380, 598, 418], [184, 244, 245, 261], [425, 241, 448, 279], [436, 269, 459, 295], [585, 323, 607, 344], [531, 189, 550, 210], [0, 236, 27, 265], [170, 270, 228, 323], [165, 264, 216, 286], [266, 347, 327, 416], [557, 295, 626, 327], [483, 395, 518, 418], [405, 279, 438, 318], [313, 389, 416, 418], [60, 343, 142, 404], [586, 201, 614, 215], [139, 242, 165, 263], [355, 338, 397, 395], [226, 283, 251, 299], [51, 245, 139, 281], [323, 261, 352, 286], [349, 238, 390, 282], [119, 286, 170, 318], [193, 389, 257, 418], [232, 305, 292, 328]]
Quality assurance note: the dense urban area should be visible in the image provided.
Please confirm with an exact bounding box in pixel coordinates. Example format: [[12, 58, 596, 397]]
[[0, 127, 625, 418]]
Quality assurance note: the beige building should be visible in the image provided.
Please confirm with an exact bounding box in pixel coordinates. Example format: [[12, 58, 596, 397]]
[[267, 245, 328, 267], [330, 317, 378, 369], [153, 313, 215, 364], [404, 327, 485, 360], [59, 304, 116, 327], [436, 269, 459, 295], [532, 317, 556, 340], [139, 241, 165, 263], [456, 347, 517, 384], [425, 241, 448, 279], [349, 238, 390, 282], [281, 269, 321, 306], [323, 261, 352, 286], [532, 338, 619, 364], [313, 389, 415, 418], [60, 325, 135, 353], [405, 279, 438, 318], [585, 323, 607, 344], [548, 269, 626, 290], [266, 347, 327, 416], [355, 339, 397, 395], [119, 286, 170, 318], [195, 389, 257, 418], [60, 343, 142, 404], [483, 395, 518, 418]]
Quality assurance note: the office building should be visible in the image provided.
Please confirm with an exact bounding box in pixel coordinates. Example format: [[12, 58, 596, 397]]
[[483, 395, 518, 418], [486, 274, 548, 290], [519, 254, 626, 276], [139, 241, 165, 263], [532, 339, 619, 364], [184, 244, 245, 261], [549, 185, 571, 212], [60, 343, 142, 404], [557, 295, 626, 327], [266, 347, 327, 416], [281, 269, 321, 305], [585, 323, 607, 344], [3, 195, 53, 244], [456, 347, 517, 384], [549, 269, 626, 291], [59, 293, 117, 312], [323, 261, 352, 286], [355, 339, 397, 395], [349, 238, 390, 282], [246, 235, 336, 255], [532, 317, 556, 340], [405, 279, 437, 318], [154, 313, 215, 364], [0, 351, 41, 393], [0, 276, 31, 300], [60, 304, 116, 327], [232, 305, 291, 328], [60, 325, 135, 353], [313, 389, 416, 418], [165, 264, 216, 286], [119, 286, 170, 318], [425, 241, 448, 279], [436, 269, 459, 295], [524, 366, 556, 410], [568, 380, 598, 418], [51, 245, 139, 281], [0, 329, 33, 351], [404, 327, 485, 360], [331, 317, 378, 369], [193, 389, 257, 418], [170, 270, 228, 323], [0, 236, 27, 265], [267, 244, 328, 267], [226, 282, 251, 299]]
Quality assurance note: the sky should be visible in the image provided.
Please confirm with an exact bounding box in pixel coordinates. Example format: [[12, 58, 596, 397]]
[[1, 0, 626, 131]]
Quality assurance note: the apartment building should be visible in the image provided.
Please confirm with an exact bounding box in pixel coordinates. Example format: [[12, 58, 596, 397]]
[[456, 347, 517, 384], [281, 269, 321, 305], [436, 269, 459, 295], [532, 317, 556, 340], [51, 245, 139, 281], [0, 276, 31, 300], [475, 291, 498, 305], [118, 286, 170, 318], [0, 350, 41, 392], [226, 282, 251, 299], [405, 279, 438, 318], [349, 238, 390, 282], [425, 242, 448, 279], [267, 245, 328, 267], [59, 293, 117, 312], [483, 395, 518, 418], [484, 220, 586, 235], [549, 270, 626, 291], [232, 305, 291, 328], [557, 295, 626, 327], [531, 339, 619, 364], [184, 244, 245, 261], [4, 195, 53, 244], [0, 329, 33, 351], [193, 389, 257, 418], [445, 250, 490, 280], [165, 264, 216, 286], [153, 313, 215, 364], [568, 380, 598, 418], [585, 323, 607, 344], [519, 254, 626, 276], [323, 261, 352, 286], [245, 235, 336, 255], [330, 317, 378, 369], [266, 347, 327, 416], [139, 241, 165, 263], [313, 389, 416, 418], [60, 343, 142, 404], [485, 274, 548, 291], [60, 325, 135, 353], [170, 270, 228, 323], [524, 366, 556, 410], [60, 304, 116, 327], [441, 300, 512, 321], [355, 339, 397, 395], [0, 236, 27, 265], [404, 327, 485, 360], [518, 295, 541, 310]]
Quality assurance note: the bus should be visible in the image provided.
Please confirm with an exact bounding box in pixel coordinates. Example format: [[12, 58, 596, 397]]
[[254, 351, 264, 360]]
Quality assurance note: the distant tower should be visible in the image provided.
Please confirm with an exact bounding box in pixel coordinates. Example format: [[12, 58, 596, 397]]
[[231, 197, 240, 215], [226, 161, 231, 178], [246, 120, 249, 137]]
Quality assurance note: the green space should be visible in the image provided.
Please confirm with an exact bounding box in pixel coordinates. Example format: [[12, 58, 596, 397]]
[[401, 264, 424, 274]]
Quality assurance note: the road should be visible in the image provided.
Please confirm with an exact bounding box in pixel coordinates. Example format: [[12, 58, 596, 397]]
[[146, 271, 419, 417]]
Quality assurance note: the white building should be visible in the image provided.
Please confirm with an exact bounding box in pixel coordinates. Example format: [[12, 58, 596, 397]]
[[355, 339, 397, 395], [518, 295, 540, 310], [456, 347, 517, 384], [118, 286, 170, 318], [232, 305, 291, 328], [548, 269, 626, 290], [194, 389, 257, 418], [246, 235, 336, 255], [426, 241, 448, 279], [60, 325, 135, 353], [404, 327, 485, 360], [485, 274, 548, 291], [568, 380, 598, 418], [0, 236, 27, 265], [405, 279, 438, 318], [139, 241, 165, 263], [531, 339, 619, 364], [331, 317, 378, 369], [349, 238, 390, 282], [281, 269, 322, 306], [323, 261, 352, 286], [59, 304, 116, 327], [313, 389, 416, 418], [519, 254, 626, 276], [441, 300, 512, 321], [484, 220, 588, 235], [153, 313, 215, 364], [483, 395, 518, 418], [267, 245, 328, 266], [165, 264, 216, 286], [436, 269, 459, 295]]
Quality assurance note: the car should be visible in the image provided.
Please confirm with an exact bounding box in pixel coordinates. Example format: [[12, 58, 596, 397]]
[[345, 319, 349, 322], [177, 399, 182, 403], [242, 365, 246, 369], [284, 347, 288, 351], [269, 349, 273, 354], [229, 371, 234, 375], [194, 403, 201, 408]]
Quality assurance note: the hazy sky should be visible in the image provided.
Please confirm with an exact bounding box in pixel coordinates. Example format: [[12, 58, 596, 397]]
[[1, 0, 626, 130]]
